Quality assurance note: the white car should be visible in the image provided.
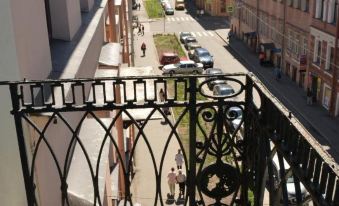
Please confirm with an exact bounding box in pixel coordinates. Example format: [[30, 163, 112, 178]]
[[162, 60, 203, 75]]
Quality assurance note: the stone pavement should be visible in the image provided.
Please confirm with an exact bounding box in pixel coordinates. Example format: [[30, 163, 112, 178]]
[[130, 3, 186, 206], [215, 29, 339, 163]]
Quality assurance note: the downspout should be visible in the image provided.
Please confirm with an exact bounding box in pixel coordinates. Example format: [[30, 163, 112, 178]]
[[127, 0, 135, 66], [281, 0, 287, 69], [329, 5, 339, 116], [108, 0, 117, 42], [122, 0, 130, 66]]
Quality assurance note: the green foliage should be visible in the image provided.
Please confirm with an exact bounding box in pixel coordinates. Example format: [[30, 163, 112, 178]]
[[153, 34, 186, 58], [144, 0, 164, 18]]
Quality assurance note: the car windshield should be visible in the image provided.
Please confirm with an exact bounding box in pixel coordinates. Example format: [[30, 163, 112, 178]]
[[219, 87, 234, 95], [199, 51, 210, 57]]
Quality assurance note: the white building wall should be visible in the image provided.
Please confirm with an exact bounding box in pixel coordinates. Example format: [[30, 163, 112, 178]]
[[0, 0, 28, 205]]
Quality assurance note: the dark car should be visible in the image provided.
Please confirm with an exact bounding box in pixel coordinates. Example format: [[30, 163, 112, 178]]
[[184, 36, 197, 49], [179, 32, 193, 43], [132, 2, 138, 10], [165, 7, 174, 15], [213, 84, 234, 96], [204, 68, 227, 90], [191, 48, 214, 68]]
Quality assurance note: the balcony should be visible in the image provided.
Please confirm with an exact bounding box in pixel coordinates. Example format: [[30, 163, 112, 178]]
[[2, 74, 339, 206]]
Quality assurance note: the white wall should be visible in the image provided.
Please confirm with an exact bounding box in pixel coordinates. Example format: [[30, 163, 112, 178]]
[[0, 0, 28, 205], [11, 0, 52, 80]]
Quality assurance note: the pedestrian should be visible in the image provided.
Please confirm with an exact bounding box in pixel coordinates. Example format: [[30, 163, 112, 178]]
[[138, 2, 141, 10], [306, 88, 313, 105], [259, 52, 265, 66], [137, 24, 142, 35], [141, 42, 146, 56], [167, 167, 177, 198], [176, 169, 186, 198], [175, 149, 184, 170], [141, 24, 145, 36], [274, 67, 281, 80], [159, 88, 165, 102]]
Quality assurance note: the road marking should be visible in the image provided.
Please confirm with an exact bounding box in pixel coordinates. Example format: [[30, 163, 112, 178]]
[[203, 32, 209, 36], [208, 31, 214, 36], [189, 16, 195, 21], [181, 17, 185, 21], [176, 17, 180, 21], [196, 32, 202, 37], [191, 32, 196, 37], [185, 17, 190, 21]]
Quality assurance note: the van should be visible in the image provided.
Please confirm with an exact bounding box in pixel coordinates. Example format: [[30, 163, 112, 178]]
[[175, 0, 185, 10]]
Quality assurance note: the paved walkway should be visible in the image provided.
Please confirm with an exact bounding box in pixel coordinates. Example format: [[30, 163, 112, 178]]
[[215, 29, 339, 162], [130, 3, 186, 206]]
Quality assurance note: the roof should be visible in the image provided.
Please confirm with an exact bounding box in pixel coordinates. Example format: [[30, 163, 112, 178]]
[[180, 60, 195, 64], [98, 43, 121, 67]]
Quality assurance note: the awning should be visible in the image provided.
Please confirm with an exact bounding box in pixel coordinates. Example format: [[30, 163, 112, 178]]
[[260, 43, 276, 51], [244, 32, 257, 37], [99, 43, 121, 67]]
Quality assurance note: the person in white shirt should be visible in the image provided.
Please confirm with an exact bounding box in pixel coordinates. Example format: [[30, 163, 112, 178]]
[[176, 169, 186, 198], [175, 149, 184, 169], [167, 167, 177, 198]]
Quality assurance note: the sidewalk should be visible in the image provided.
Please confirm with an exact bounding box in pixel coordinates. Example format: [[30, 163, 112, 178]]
[[215, 29, 339, 162], [130, 3, 186, 206]]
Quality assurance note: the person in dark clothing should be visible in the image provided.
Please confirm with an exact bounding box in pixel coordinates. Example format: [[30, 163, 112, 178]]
[[137, 24, 142, 35], [307, 88, 313, 105], [141, 25, 145, 36], [138, 3, 141, 10], [141, 42, 146, 56]]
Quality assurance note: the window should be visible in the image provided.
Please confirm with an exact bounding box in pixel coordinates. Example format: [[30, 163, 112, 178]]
[[293, 0, 300, 8], [322, 0, 326, 21], [325, 45, 332, 70], [287, 0, 293, 6], [220, 0, 226, 13], [301, 0, 309, 11], [314, 39, 322, 65], [334, 2, 338, 24], [330, 47, 335, 70], [288, 30, 293, 50], [302, 37, 307, 55], [315, 0, 323, 18], [294, 35, 300, 55]]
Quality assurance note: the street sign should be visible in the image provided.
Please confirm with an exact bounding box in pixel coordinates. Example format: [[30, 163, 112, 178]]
[[227, 5, 234, 13]]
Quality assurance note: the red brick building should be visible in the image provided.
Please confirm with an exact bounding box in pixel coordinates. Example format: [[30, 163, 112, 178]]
[[231, 0, 339, 116], [308, 0, 339, 116]]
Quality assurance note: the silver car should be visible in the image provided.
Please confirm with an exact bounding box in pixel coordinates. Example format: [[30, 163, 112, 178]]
[[213, 84, 235, 96], [162, 60, 203, 75], [205, 68, 227, 90]]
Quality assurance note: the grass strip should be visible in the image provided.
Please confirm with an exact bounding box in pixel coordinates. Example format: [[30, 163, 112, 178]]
[[144, 0, 164, 18], [153, 33, 186, 58]]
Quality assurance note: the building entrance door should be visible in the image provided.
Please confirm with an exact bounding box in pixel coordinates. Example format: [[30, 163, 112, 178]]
[[311, 76, 318, 102]]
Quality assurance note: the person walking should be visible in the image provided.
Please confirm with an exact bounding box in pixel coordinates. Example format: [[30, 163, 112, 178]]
[[137, 2, 141, 10], [176, 169, 186, 198], [141, 24, 145, 36], [175, 149, 184, 170], [137, 24, 142, 35], [159, 88, 165, 102], [141, 42, 146, 57], [167, 167, 177, 198], [306, 88, 313, 105]]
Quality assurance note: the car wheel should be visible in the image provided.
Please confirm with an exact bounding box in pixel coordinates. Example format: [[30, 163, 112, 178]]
[[169, 70, 175, 75], [193, 70, 198, 75]]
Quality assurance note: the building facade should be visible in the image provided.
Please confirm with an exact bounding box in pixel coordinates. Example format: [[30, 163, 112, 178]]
[[231, 0, 339, 116], [196, 0, 234, 16], [0, 0, 130, 205], [308, 0, 339, 115]]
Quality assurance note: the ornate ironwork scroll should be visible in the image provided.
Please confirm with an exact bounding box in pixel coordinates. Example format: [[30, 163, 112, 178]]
[[2, 74, 339, 206]]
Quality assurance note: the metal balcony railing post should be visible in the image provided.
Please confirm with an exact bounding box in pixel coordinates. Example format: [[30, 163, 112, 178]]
[[188, 77, 197, 206], [9, 84, 35, 206]]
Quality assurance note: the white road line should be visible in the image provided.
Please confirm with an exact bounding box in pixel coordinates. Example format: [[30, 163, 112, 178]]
[[181, 17, 185, 21], [185, 17, 190, 21], [196, 32, 202, 37], [191, 32, 196, 37], [176, 17, 180, 21], [208, 31, 214, 36], [203, 32, 209, 36], [189, 17, 195, 21]]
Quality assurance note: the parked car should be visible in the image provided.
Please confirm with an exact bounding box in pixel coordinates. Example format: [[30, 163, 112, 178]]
[[213, 84, 234, 96], [132, 2, 138, 10], [184, 36, 197, 49], [179, 32, 193, 43], [187, 42, 202, 58], [162, 60, 203, 75], [225, 106, 243, 133], [175, 0, 185, 10], [204, 68, 227, 90], [164, 6, 174, 15], [190, 48, 214, 68], [271, 153, 311, 205], [159, 52, 180, 65]]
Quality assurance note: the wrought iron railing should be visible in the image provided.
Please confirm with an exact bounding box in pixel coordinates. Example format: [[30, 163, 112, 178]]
[[3, 73, 339, 206]]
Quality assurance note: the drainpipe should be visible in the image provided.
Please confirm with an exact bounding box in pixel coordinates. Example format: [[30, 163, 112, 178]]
[[108, 0, 117, 42], [329, 5, 339, 116], [122, 0, 130, 66], [281, 0, 287, 70], [127, 0, 135, 66]]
